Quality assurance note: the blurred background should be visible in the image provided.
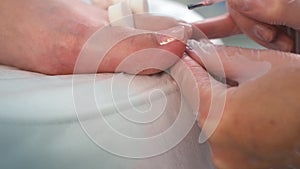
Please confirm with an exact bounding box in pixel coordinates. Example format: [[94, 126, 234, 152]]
[[174, 0, 264, 49]]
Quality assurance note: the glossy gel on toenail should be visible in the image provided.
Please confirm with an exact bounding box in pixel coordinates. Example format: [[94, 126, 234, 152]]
[[156, 26, 187, 46]]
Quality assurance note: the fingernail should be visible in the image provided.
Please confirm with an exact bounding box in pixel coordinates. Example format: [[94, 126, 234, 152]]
[[186, 39, 215, 67], [253, 25, 277, 42], [187, 39, 214, 55], [274, 39, 294, 52], [186, 43, 193, 51], [156, 25, 187, 46]]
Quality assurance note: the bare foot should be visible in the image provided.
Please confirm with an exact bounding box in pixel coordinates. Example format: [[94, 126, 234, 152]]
[[0, 0, 188, 75]]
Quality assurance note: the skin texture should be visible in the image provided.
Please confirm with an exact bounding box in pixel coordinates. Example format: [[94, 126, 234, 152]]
[[0, 0, 187, 75], [194, 0, 300, 52], [172, 47, 300, 169], [191, 1, 300, 168]]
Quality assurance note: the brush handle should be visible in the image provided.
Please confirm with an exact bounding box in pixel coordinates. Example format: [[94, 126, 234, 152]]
[[188, 0, 226, 9]]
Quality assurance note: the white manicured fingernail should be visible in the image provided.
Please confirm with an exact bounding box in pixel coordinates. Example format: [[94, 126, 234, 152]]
[[253, 25, 276, 42]]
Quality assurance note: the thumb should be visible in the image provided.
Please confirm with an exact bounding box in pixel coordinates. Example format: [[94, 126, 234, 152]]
[[187, 39, 299, 84], [170, 55, 227, 143], [228, 0, 300, 29]]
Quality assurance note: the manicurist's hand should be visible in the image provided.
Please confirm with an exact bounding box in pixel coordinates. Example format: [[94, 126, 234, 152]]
[[171, 40, 300, 169], [0, 0, 189, 75], [194, 0, 300, 52]]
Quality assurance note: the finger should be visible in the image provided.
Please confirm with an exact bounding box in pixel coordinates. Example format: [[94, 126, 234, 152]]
[[229, 7, 294, 52], [228, 0, 300, 30], [193, 13, 242, 39], [170, 55, 227, 126], [186, 39, 300, 84], [172, 55, 228, 144], [170, 55, 209, 120]]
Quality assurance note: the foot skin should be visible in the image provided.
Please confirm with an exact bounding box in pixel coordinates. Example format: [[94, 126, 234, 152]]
[[0, 0, 188, 75]]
